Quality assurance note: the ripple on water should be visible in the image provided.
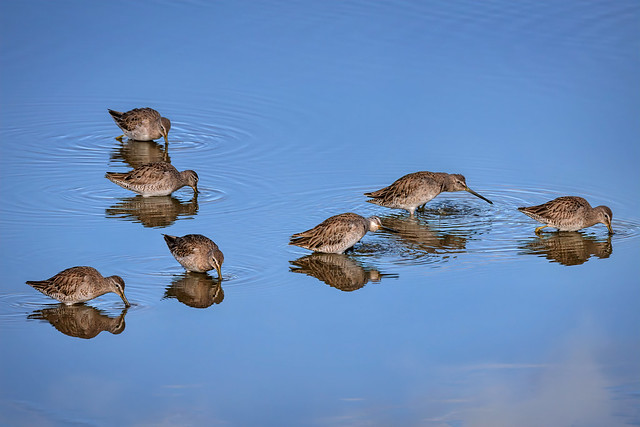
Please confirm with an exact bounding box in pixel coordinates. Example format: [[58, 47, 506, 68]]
[[288, 251, 400, 292], [282, 181, 640, 272], [1, 92, 301, 229], [0, 292, 136, 329], [151, 253, 277, 296]]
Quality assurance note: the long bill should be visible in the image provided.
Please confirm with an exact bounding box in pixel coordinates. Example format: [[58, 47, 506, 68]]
[[381, 226, 398, 234], [466, 187, 493, 204], [118, 291, 131, 307]]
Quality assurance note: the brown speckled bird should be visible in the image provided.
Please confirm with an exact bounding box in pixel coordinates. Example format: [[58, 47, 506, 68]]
[[26, 266, 130, 306], [105, 162, 198, 197], [518, 196, 613, 234], [365, 171, 492, 215], [108, 107, 171, 143], [289, 213, 383, 254], [163, 234, 224, 277]]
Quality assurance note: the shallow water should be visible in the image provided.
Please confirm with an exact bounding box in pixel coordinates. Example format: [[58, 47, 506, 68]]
[[1, 1, 639, 426]]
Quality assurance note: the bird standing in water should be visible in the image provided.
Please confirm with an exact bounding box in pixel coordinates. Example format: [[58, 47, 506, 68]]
[[518, 196, 613, 234], [289, 212, 385, 254], [108, 108, 171, 143], [365, 171, 492, 215], [26, 266, 130, 306], [163, 234, 224, 278], [105, 162, 198, 197]]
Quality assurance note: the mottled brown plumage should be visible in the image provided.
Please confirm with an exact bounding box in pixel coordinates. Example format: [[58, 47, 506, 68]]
[[163, 234, 224, 277], [365, 171, 492, 215], [289, 213, 383, 253], [26, 266, 130, 306], [518, 196, 613, 234], [28, 305, 127, 339], [108, 107, 171, 143], [105, 162, 198, 197]]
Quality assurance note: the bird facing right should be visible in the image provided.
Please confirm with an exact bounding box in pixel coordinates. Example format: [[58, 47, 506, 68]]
[[105, 162, 198, 197], [518, 196, 613, 234], [108, 107, 171, 143], [163, 234, 224, 278], [26, 266, 130, 306], [289, 212, 384, 254], [365, 171, 492, 215]]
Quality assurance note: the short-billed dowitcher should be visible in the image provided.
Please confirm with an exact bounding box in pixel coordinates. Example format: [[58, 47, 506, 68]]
[[26, 266, 130, 306], [108, 108, 171, 143], [105, 162, 198, 197], [518, 196, 613, 234], [365, 171, 492, 215], [289, 212, 384, 254], [163, 234, 224, 277]]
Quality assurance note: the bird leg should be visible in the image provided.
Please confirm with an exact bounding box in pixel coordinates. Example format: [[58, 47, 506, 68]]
[[115, 134, 125, 142], [534, 225, 548, 235]]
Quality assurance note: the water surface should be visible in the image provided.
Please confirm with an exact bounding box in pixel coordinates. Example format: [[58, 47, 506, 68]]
[[1, 1, 639, 425]]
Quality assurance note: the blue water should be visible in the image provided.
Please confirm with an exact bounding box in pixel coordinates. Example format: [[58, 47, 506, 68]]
[[1, 1, 639, 425]]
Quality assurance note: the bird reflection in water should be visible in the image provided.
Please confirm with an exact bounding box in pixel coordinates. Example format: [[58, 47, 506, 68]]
[[28, 304, 127, 339], [164, 272, 224, 308], [105, 194, 198, 228], [379, 214, 469, 259], [110, 139, 170, 169], [290, 252, 397, 292], [520, 232, 612, 266]]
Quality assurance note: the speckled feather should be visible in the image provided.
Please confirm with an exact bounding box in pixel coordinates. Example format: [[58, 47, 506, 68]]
[[518, 196, 613, 232], [105, 162, 198, 197], [365, 171, 491, 215], [108, 108, 170, 141], [26, 266, 128, 305], [365, 172, 446, 209], [289, 213, 377, 253], [163, 234, 224, 275]]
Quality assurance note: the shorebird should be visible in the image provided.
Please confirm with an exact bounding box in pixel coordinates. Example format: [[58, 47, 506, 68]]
[[26, 266, 130, 306], [289, 212, 385, 254], [365, 171, 492, 215], [108, 107, 171, 143], [518, 196, 613, 234], [163, 234, 224, 278], [105, 162, 198, 197]]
